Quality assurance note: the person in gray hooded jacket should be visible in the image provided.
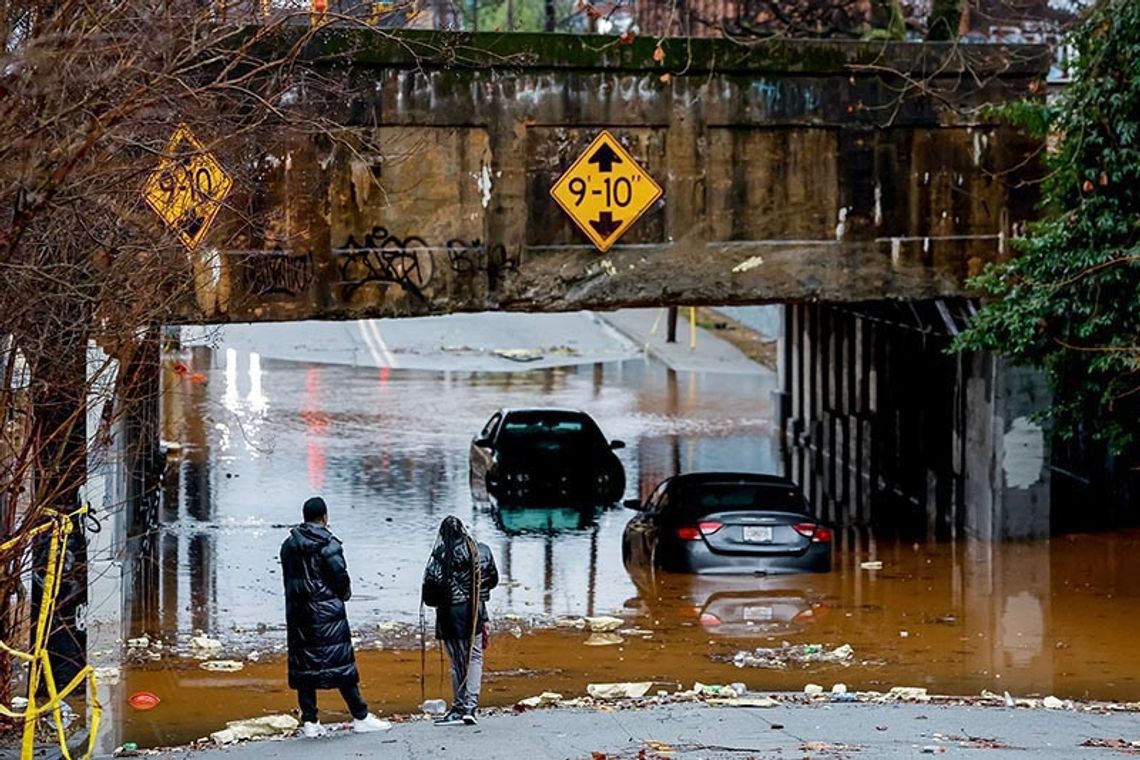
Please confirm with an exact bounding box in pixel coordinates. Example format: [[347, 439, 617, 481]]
[[421, 515, 499, 726]]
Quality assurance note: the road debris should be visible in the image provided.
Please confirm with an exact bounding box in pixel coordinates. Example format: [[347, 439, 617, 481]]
[[189, 634, 223, 658], [804, 684, 824, 695], [210, 714, 298, 745], [584, 632, 624, 646], [128, 691, 161, 711], [585, 616, 624, 632], [587, 682, 654, 700], [516, 692, 564, 709], [732, 642, 855, 669], [860, 560, 883, 570], [200, 660, 244, 672]]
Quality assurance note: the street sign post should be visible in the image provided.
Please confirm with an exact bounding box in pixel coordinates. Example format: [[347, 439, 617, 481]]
[[143, 125, 233, 250], [550, 130, 663, 253]]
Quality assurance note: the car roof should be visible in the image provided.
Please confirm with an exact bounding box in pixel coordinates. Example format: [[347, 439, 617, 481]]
[[668, 472, 797, 488], [500, 407, 587, 416]]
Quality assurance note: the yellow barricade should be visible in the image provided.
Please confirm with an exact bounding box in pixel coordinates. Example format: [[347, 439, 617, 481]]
[[0, 506, 101, 760]]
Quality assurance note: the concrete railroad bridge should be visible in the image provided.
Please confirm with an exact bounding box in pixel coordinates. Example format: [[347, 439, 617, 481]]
[[164, 31, 1053, 539]]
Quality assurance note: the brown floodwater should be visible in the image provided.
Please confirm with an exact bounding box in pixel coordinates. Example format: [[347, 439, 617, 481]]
[[98, 321, 1140, 749]]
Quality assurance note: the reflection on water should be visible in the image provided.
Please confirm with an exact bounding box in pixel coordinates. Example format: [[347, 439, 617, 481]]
[[107, 330, 1140, 748]]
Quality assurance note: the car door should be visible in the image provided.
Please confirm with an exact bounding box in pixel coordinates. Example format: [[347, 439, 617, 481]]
[[630, 479, 670, 567], [643, 482, 671, 567], [470, 412, 502, 493]]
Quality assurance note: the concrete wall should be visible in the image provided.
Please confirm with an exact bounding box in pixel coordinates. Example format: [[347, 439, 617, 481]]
[[779, 301, 1050, 540], [174, 32, 1047, 324]]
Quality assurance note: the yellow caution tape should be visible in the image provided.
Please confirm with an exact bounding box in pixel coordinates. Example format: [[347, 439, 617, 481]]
[[0, 505, 101, 760]]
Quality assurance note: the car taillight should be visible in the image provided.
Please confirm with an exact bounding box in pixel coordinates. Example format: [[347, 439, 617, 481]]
[[699, 612, 722, 627], [677, 521, 723, 540], [793, 522, 833, 543]]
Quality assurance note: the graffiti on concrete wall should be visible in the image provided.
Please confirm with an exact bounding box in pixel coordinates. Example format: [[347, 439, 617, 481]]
[[334, 227, 520, 299], [335, 226, 435, 300], [445, 238, 520, 285], [235, 249, 315, 298]]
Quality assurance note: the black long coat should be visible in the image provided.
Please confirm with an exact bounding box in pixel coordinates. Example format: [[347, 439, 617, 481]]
[[422, 541, 499, 640], [280, 523, 359, 690]]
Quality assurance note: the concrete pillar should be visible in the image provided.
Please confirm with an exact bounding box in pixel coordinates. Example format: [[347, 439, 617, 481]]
[[963, 351, 1051, 540]]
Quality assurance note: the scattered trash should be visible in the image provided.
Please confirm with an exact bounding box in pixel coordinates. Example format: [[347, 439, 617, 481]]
[[421, 699, 447, 715], [1043, 695, 1064, 709], [733, 642, 855, 669], [707, 696, 779, 708], [375, 621, 399, 633], [11, 696, 28, 710], [516, 692, 563, 709], [210, 714, 298, 745], [584, 632, 624, 646], [119, 742, 139, 752], [189, 634, 222, 657], [899, 630, 910, 638], [804, 683, 824, 696], [247, 651, 261, 663], [587, 682, 653, 700], [921, 746, 946, 754], [1003, 690, 1015, 707], [128, 691, 161, 711], [832, 683, 848, 694], [876, 725, 888, 731], [510, 625, 523, 639], [888, 686, 929, 702], [493, 348, 543, 362], [730, 682, 747, 696], [642, 739, 675, 753], [860, 561, 883, 570], [127, 636, 150, 649], [1080, 739, 1140, 750], [200, 660, 244, 672], [554, 617, 586, 629], [585, 616, 624, 632], [694, 683, 739, 698]]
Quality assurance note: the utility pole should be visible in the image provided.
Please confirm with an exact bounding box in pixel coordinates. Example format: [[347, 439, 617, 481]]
[[666, 305, 679, 343]]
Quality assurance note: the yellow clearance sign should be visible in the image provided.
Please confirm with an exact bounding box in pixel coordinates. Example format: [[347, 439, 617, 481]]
[[143, 125, 233, 250], [550, 131, 663, 253]]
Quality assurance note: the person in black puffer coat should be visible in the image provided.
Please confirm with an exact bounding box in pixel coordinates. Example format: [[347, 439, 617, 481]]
[[421, 515, 499, 726], [280, 497, 389, 737]]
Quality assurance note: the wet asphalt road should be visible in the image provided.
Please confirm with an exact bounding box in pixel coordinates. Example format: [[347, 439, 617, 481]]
[[158, 701, 1140, 759]]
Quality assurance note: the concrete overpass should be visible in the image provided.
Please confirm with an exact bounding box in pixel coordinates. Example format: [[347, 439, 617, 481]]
[[184, 31, 1047, 324]]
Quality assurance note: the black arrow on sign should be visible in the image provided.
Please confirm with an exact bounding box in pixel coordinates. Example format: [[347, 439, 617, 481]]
[[589, 211, 623, 239], [588, 143, 623, 173]]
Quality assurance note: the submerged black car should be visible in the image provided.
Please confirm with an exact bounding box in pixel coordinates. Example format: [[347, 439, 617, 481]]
[[470, 408, 626, 506], [622, 472, 832, 575]]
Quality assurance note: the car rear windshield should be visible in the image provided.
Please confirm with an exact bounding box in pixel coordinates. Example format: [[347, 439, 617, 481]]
[[498, 413, 600, 448], [673, 483, 806, 516]]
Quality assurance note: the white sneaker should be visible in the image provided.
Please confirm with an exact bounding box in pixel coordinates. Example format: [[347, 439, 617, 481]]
[[302, 721, 328, 738], [352, 713, 392, 733]]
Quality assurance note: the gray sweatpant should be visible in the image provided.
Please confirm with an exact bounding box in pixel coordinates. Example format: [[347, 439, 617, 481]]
[[443, 635, 484, 713]]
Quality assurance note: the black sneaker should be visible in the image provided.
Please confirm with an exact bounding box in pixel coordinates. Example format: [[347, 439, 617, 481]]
[[434, 710, 464, 726], [461, 711, 478, 726]]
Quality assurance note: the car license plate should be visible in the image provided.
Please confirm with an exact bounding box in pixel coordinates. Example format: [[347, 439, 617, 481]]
[[743, 605, 774, 621], [743, 526, 773, 543]]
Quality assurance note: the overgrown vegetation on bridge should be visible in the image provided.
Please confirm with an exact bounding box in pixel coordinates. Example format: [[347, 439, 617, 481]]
[[957, 0, 1140, 457]]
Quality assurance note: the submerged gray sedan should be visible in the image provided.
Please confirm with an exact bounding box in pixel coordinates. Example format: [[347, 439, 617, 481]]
[[622, 472, 832, 575]]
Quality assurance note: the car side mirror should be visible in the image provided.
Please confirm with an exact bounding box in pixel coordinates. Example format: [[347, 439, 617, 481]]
[[473, 436, 491, 447], [623, 498, 643, 511], [610, 439, 626, 450]]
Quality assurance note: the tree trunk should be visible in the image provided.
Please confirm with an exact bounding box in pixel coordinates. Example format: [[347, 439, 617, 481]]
[[544, 0, 556, 31]]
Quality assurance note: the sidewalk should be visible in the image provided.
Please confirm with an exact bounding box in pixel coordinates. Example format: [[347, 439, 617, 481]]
[[151, 701, 1140, 760], [596, 309, 770, 375]]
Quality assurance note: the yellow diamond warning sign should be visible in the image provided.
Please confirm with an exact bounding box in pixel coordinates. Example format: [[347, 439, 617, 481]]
[[550, 131, 663, 253], [143, 125, 233, 250]]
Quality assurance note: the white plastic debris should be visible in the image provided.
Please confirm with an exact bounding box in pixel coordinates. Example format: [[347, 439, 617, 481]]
[[210, 714, 298, 745], [832, 683, 848, 695], [585, 616, 624, 632], [189, 634, 223, 657], [888, 686, 929, 701], [93, 666, 121, 685], [127, 636, 150, 649], [584, 632, 624, 646], [200, 660, 245, 672], [860, 561, 883, 570], [587, 682, 653, 700], [516, 692, 563, 708], [707, 696, 779, 708], [1043, 695, 1064, 709], [804, 683, 824, 696]]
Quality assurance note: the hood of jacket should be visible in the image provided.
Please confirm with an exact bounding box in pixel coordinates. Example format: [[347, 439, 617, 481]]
[[291, 522, 334, 554]]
